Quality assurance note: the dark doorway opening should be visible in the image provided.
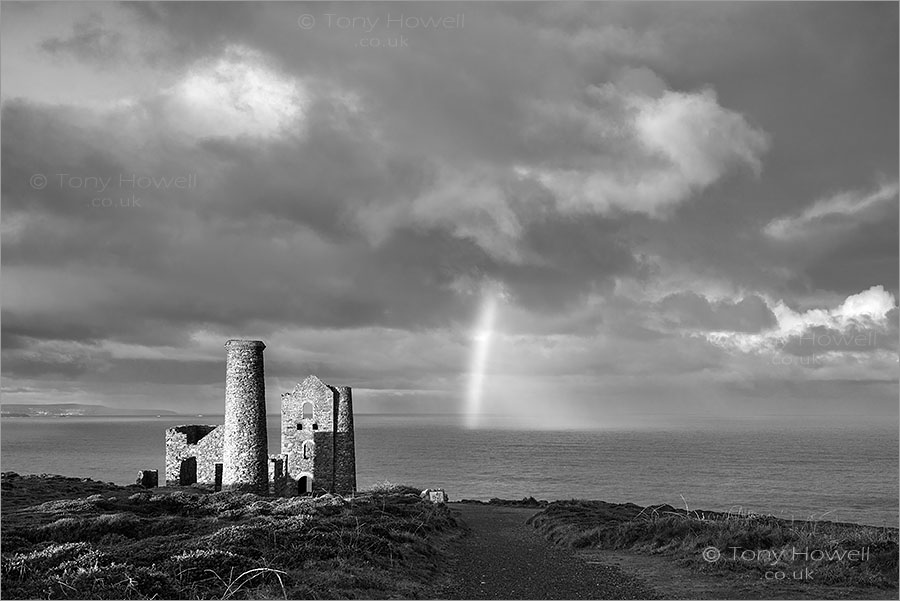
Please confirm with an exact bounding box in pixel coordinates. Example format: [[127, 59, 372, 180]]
[[179, 457, 197, 486], [214, 463, 223, 491], [299, 475, 312, 495]]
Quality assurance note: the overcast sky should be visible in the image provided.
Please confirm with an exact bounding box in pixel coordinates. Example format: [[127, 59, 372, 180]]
[[2, 2, 897, 426]]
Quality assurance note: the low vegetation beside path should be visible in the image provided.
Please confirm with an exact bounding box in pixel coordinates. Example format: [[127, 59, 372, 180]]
[[1, 473, 459, 599], [528, 500, 898, 591]]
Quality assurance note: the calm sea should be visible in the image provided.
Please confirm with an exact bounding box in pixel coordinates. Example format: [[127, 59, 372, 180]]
[[1, 414, 897, 527]]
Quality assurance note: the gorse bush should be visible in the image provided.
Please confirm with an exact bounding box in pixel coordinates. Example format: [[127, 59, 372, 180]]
[[1, 480, 459, 600]]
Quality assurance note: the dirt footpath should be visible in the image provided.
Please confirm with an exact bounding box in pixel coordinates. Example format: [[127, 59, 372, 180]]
[[435, 503, 659, 599]]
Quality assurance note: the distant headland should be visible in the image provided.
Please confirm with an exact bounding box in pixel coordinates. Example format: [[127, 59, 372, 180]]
[[0, 403, 178, 418]]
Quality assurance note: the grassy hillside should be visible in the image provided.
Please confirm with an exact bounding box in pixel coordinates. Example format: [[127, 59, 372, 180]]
[[1, 473, 459, 599]]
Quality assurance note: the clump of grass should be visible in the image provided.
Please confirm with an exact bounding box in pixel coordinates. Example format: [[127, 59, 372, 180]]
[[1, 476, 458, 599], [527, 500, 898, 589]]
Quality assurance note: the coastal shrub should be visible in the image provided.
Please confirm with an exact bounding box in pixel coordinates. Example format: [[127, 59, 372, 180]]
[[30, 513, 197, 544], [171, 548, 255, 579], [2, 475, 460, 600], [366, 480, 422, 496], [270, 496, 317, 515], [1, 543, 96, 580], [31, 498, 98, 513], [1, 546, 181, 600], [49, 560, 179, 600], [245, 499, 275, 516], [528, 500, 899, 589], [114, 534, 200, 566], [198, 523, 268, 558]]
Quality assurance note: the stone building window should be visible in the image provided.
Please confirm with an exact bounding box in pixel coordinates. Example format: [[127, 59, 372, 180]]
[[301, 402, 313, 419], [296, 423, 302, 430], [303, 440, 315, 460], [312, 423, 318, 430]]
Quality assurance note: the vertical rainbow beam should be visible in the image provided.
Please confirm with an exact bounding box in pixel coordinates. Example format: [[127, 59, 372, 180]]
[[465, 290, 498, 429]]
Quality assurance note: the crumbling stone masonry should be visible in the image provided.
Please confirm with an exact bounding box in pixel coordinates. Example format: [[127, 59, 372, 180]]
[[136, 470, 158, 488], [281, 375, 357, 495], [164, 425, 223, 487], [223, 340, 268, 493], [268, 453, 291, 496], [163, 339, 357, 497], [334, 385, 357, 494]]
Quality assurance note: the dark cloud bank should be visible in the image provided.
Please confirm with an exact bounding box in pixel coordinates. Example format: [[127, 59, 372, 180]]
[[1, 2, 897, 425]]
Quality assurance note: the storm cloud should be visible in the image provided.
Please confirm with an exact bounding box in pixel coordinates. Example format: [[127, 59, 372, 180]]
[[1, 2, 897, 422]]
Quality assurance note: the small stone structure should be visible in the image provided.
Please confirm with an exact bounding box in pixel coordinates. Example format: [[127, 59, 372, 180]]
[[135, 470, 158, 488], [164, 340, 357, 497], [421, 488, 449, 504]]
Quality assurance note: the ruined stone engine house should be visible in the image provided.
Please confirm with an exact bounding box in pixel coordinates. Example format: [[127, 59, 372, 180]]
[[165, 340, 356, 495]]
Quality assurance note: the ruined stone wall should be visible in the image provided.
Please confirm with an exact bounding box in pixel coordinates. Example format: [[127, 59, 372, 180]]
[[280, 386, 310, 481], [196, 427, 224, 486], [164, 425, 223, 487], [282, 375, 347, 493], [312, 430, 335, 493], [333, 386, 357, 494], [222, 340, 268, 493], [268, 453, 291, 496]]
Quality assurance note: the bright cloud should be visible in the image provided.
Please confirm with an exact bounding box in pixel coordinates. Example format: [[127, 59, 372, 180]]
[[633, 89, 767, 187], [525, 85, 770, 218], [166, 44, 307, 139], [765, 180, 899, 239], [705, 285, 898, 356], [836, 285, 897, 321]]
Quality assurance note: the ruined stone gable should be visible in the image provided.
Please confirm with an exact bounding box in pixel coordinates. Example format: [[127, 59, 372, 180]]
[[165, 425, 223, 488], [281, 375, 335, 493], [281, 375, 356, 495]]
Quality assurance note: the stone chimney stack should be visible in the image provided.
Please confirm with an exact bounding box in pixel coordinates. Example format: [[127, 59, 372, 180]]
[[333, 385, 357, 494], [222, 339, 268, 493]]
